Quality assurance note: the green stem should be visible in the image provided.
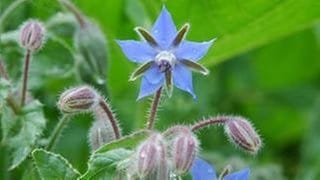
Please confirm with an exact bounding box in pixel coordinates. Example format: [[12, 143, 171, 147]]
[[46, 115, 70, 151], [0, 0, 28, 32], [21, 50, 31, 106]]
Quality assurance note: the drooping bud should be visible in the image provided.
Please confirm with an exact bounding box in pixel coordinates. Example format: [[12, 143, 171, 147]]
[[224, 117, 262, 154], [58, 86, 99, 114], [20, 20, 45, 51], [168, 126, 199, 175], [133, 133, 168, 179]]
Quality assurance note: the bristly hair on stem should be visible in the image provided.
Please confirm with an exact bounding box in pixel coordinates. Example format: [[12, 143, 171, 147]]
[[98, 99, 121, 139], [21, 50, 31, 106], [146, 87, 162, 130], [191, 116, 231, 132], [0, 58, 9, 80]]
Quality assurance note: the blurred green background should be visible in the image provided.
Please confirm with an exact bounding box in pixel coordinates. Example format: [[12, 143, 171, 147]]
[[1, 0, 320, 179]]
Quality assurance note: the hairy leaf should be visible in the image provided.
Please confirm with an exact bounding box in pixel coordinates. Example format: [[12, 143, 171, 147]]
[[32, 149, 80, 180]]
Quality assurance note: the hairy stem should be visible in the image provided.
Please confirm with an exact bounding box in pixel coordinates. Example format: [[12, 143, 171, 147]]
[[46, 115, 70, 151], [191, 116, 230, 132], [0, 59, 9, 80], [146, 87, 162, 130], [98, 100, 121, 139], [21, 50, 31, 106], [59, 0, 86, 28]]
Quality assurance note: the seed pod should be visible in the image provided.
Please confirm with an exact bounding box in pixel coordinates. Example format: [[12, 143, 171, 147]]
[[20, 20, 45, 51], [171, 128, 199, 175], [224, 117, 262, 154], [58, 86, 99, 114]]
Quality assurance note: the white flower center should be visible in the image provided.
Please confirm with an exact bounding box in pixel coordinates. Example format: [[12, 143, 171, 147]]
[[155, 51, 176, 72]]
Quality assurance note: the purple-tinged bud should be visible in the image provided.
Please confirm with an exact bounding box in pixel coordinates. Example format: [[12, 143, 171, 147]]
[[134, 133, 168, 178], [58, 86, 99, 114], [171, 128, 199, 175], [224, 117, 262, 154], [20, 20, 45, 51]]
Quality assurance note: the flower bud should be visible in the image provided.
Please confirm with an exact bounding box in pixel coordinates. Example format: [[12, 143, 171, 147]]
[[224, 117, 262, 154], [171, 128, 199, 175], [134, 133, 168, 178], [88, 119, 116, 151], [20, 20, 45, 51], [58, 86, 99, 114]]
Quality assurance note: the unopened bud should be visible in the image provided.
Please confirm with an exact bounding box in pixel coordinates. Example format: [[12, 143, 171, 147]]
[[88, 119, 116, 151], [134, 133, 168, 178], [58, 86, 99, 113], [224, 117, 262, 154], [171, 127, 199, 175], [20, 20, 45, 51]]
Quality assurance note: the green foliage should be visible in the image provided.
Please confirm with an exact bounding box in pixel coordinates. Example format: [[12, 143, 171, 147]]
[[32, 149, 80, 180], [82, 130, 149, 179], [0, 78, 10, 108], [1, 101, 46, 170]]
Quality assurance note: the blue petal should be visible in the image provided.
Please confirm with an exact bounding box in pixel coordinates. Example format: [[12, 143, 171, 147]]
[[173, 64, 196, 98], [151, 6, 177, 49], [144, 64, 164, 84], [116, 40, 157, 63], [137, 76, 163, 100], [175, 39, 216, 62], [191, 158, 217, 180], [224, 168, 250, 180]]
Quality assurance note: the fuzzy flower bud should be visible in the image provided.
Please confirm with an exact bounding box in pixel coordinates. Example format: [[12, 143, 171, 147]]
[[20, 20, 45, 51], [169, 126, 199, 175], [88, 119, 116, 151], [58, 86, 99, 114], [224, 117, 262, 154], [132, 133, 168, 178]]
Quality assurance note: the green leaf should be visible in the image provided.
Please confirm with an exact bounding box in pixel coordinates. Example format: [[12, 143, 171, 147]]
[[80, 148, 133, 180], [4, 100, 46, 170], [32, 149, 80, 180], [95, 130, 149, 154], [81, 130, 150, 179], [0, 78, 10, 109]]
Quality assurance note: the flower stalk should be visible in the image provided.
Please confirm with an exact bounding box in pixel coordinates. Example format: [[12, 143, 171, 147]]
[[146, 87, 162, 130], [20, 50, 31, 106], [98, 100, 121, 139], [46, 115, 70, 150]]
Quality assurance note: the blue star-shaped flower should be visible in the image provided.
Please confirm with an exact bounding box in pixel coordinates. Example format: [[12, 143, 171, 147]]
[[117, 6, 215, 99], [191, 158, 250, 180]]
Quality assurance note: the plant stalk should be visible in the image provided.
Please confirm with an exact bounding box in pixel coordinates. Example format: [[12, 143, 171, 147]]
[[21, 50, 31, 106], [98, 100, 121, 139], [46, 115, 70, 151], [191, 116, 229, 132], [146, 87, 162, 130]]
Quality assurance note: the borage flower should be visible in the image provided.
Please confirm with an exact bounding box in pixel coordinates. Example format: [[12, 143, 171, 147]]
[[191, 158, 250, 180], [117, 6, 216, 99]]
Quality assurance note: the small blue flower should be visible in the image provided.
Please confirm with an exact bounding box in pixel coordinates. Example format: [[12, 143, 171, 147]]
[[117, 6, 215, 99], [191, 158, 250, 180]]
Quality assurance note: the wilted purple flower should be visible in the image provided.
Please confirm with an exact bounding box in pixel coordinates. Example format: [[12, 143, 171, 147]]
[[117, 6, 215, 99], [191, 158, 250, 180]]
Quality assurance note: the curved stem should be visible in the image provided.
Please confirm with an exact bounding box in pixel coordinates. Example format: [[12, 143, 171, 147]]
[[191, 116, 230, 132], [146, 87, 162, 130], [98, 100, 120, 139], [46, 115, 70, 151], [59, 0, 86, 28], [21, 50, 31, 106]]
